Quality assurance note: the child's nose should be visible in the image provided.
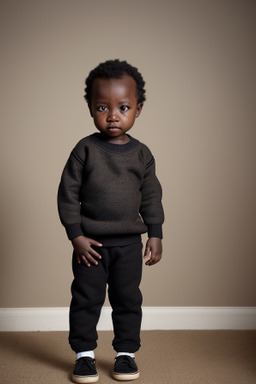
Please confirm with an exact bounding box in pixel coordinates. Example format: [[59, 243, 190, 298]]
[[107, 109, 119, 121]]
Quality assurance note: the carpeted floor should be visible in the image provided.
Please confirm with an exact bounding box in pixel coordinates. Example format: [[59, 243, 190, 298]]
[[0, 330, 256, 383]]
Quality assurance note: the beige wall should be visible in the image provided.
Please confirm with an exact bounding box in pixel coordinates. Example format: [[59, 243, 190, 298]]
[[1, 0, 256, 308]]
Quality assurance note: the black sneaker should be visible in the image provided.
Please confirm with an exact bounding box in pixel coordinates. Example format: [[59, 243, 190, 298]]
[[72, 357, 99, 383], [113, 355, 140, 381]]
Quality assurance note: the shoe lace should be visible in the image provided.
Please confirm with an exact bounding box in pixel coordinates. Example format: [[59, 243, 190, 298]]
[[76, 357, 96, 372], [115, 355, 135, 369]]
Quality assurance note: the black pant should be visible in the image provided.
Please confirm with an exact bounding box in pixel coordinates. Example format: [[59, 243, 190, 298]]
[[69, 242, 143, 353]]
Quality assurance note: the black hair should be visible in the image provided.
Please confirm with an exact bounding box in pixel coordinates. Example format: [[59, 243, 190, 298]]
[[85, 59, 146, 110]]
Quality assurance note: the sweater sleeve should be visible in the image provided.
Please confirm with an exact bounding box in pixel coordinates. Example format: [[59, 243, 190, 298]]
[[139, 146, 164, 238], [57, 142, 86, 240]]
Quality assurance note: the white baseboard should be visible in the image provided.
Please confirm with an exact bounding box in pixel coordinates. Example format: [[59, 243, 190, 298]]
[[0, 307, 255, 332]]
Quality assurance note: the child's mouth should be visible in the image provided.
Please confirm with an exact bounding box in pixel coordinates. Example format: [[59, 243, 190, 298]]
[[107, 126, 121, 132]]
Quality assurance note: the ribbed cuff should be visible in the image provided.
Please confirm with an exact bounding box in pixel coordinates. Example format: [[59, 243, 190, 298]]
[[147, 224, 163, 239], [65, 223, 84, 240]]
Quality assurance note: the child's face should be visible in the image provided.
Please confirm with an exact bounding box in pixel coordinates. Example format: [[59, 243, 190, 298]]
[[90, 74, 142, 142]]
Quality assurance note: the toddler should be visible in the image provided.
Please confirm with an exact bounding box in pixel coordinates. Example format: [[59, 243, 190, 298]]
[[58, 59, 164, 383]]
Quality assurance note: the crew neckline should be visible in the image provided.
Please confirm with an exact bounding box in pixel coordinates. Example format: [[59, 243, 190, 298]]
[[89, 133, 140, 153]]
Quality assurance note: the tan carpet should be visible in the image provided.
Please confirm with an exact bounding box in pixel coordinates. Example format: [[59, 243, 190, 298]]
[[0, 331, 256, 383]]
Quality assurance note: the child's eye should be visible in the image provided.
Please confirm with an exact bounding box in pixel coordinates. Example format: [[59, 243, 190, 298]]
[[120, 105, 129, 112], [97, 106, 107, 112]]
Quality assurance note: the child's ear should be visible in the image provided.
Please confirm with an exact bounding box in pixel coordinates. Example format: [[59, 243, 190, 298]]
[[136, 103, 143, 118], [88, 105, 93, 117]]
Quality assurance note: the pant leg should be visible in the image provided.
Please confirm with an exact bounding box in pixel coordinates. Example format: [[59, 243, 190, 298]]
[[69, 251, 108, 352], [108, 242, 143, 353]]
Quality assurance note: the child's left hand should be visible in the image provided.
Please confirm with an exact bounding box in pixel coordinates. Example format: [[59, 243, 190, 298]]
[[144, 237, 163, 266]]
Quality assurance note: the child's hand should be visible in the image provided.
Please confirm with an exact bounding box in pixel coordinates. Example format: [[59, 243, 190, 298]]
[[144, 237, 163, 266], [71, 236, 102, 267]]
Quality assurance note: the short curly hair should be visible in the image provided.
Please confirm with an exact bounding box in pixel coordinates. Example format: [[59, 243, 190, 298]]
[[85, 59, 146, 110]]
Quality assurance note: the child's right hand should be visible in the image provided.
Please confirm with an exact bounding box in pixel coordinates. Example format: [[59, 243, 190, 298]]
[[71, 236, 102, 267]]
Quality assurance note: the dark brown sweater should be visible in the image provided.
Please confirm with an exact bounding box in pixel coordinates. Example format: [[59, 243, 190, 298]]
[[58, 133, 164, 246]]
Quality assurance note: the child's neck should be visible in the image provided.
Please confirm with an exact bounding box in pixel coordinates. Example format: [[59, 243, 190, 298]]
[[100, 133, 130, 145]]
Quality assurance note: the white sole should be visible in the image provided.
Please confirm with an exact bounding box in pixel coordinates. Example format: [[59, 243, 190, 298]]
[[113, 371, 140, 381], [72, 373, 99, 383]]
